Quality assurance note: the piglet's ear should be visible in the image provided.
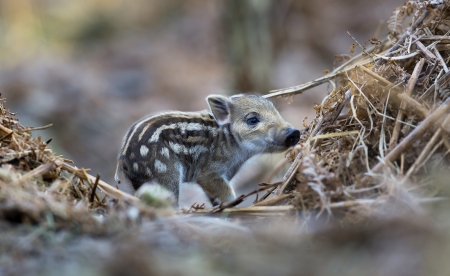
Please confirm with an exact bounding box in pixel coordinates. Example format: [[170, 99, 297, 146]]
[[206, 94, 232, 125]]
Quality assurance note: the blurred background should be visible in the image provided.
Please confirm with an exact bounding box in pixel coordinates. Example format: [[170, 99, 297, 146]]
[[2, 0, 404, 207]]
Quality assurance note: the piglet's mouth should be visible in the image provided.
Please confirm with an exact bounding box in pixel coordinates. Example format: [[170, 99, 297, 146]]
[[285, 129, 300, 147]]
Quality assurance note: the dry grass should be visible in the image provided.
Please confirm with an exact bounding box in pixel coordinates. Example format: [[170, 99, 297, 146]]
[[0, 96, 169, 235]]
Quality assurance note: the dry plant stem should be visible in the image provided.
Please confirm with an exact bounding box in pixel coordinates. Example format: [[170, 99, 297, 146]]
[[310, 90, 351, 149], [307, 89, 351, 144], [53, 160, 140, 202], [433, 47, 449, 73], [198, 197, 444, 215], [375, 10, 430, 66], [420, 70, 450, 99], [328, 90, 352, 126], [277, 151, 303, 196], [90, 173, 101, 203], [0, 124, 13, 136], [81, 168, 101, 202], [259, 158, 289, 202], [401, 154, 405, 174], [26, 124, 53, 131], [196, 197, 448, 215], [436, 44, 450, 51], [2, 149, 53, 163], [389, 58, 426, 149], [0, 131, 12, 141], [252, 194, 293, 206], [420, 36, 450, 42], [357, 65, 396, 88], [21, 163, 56, 180], [210, 182, 283, 213], [367, 96, 450, 177], [415, 40, 437, 60], [263, 72, 343, 99], [404, 128, 442, 180], [397, 93, 429, 119], [257, 186, 277, 202], [196, 205, 295, 215]]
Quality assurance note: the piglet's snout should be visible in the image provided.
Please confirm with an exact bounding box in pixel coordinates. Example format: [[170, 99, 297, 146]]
[[285, 128, 300, 147]]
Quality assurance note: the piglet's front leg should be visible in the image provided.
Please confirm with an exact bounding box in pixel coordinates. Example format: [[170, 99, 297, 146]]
[[197, 173, 236, 206]]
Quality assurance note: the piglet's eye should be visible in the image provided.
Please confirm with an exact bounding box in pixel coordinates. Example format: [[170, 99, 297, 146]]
[[246, 117, 259, 125]]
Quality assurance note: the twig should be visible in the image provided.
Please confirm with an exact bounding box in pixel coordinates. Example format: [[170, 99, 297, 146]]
[[420, 35, 450, 42], [357, 65, 396, 88], [310, 130, 359, 141], [415, 40, 438, 60], [433, 46, 449, 73], [90, 173, 101, 203], [277, 151, 303, 196], [196, 205, 295, 215], [192, 196, 446, 215], [404, 128, 442, 180], [0, 131, 13, 142], [397, 93, 429, 119], [0, 125, 13, 136], [210, 182, 283, 213], [1, 149, 53, 163], [252, 194, 293, 206], [347, 31, 370, 56], [263, 72, 344, 99], [259, 157, 289, 201], [21, 163, 57, 180], [390, 58, 426, 149], [25, 124, 53, 131], [264, 38, 390, 99], [307, 89, 351, 144]]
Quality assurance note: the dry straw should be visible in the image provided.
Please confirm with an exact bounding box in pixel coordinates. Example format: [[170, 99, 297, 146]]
[[0, 96, 166, 233]]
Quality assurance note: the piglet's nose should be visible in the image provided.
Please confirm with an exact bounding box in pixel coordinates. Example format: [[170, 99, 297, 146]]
[[285, 128, 300, 147]]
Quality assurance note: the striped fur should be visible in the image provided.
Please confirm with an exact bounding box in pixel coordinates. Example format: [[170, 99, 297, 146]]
[[116, 94, 300, 207]]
